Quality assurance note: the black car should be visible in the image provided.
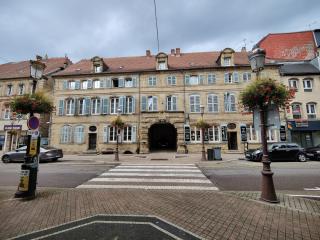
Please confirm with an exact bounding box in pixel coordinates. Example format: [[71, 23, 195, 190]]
[[305, 144, 320, 160], [245, 143, 307, 162], [1, 146, 63, 163]]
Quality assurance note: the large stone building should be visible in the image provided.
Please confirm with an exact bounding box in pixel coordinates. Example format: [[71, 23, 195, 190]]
[[51, 48, 281, 154], [0, 56, 72, 153]]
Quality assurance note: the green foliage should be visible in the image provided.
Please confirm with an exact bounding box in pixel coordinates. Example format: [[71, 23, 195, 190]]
[[111, 116, 125, 129], [240, 78, 295, 110], [10, 92, 54, 114], [196, 119, 210, 129]]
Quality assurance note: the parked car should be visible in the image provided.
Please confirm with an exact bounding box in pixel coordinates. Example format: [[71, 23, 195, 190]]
[[1, 146, 63, 163], [245, 143, 307, 162], [305, 144, 320, 160]]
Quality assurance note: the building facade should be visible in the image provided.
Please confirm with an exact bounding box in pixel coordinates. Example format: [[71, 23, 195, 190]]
[[0, 56, 71, 153], [52, 48, 281, 154]]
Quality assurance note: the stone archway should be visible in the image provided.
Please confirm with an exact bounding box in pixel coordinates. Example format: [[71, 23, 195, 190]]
[[148, 122, 177, 151]]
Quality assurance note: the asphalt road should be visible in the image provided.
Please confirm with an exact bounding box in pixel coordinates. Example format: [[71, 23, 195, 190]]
[[0, 162, 114, 188], [201, 161, 320, 191]]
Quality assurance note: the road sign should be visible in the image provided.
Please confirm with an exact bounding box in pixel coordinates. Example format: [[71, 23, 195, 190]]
[[27, 116, 40, 130]]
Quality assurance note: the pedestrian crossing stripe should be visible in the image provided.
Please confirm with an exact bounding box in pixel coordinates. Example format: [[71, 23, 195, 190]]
[[77, 185, 219, 191], [116, 166, 198, 169], [101, 173, 205, 177], [89, 178, 212, 184], [110, 169, 201, 172]]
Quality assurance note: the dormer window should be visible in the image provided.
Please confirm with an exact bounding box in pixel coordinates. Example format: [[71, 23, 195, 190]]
[[218, 48, 235, 66], [94, 65, 102, 73], [91, 56, 107, 73], [223, 57, 231, 66], [156, 52, 168, 70], [158, 61, 167, 70]]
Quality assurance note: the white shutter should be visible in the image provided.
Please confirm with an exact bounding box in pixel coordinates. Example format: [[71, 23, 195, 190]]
[[132, 125, 137, 143], [103, 125, 109, 143]]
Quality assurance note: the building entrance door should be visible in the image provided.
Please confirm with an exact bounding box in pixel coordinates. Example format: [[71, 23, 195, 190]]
[[227, 132, 238, 150], [88, 133, 97, 150], [148, 123, 177, 151]]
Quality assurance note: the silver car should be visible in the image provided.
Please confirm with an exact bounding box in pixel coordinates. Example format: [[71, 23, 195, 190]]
[[1, 146, 63, 163]]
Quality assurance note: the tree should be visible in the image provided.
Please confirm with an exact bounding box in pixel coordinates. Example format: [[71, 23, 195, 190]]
[[111, 116, 125, 161]]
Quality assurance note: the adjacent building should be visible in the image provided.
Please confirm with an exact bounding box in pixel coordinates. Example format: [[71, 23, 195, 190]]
[[52, 48, 281, 154], [0, 56, 72, 153]]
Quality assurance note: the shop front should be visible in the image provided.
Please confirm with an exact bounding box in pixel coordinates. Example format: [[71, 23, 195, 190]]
[[287, 120, 320, 147]]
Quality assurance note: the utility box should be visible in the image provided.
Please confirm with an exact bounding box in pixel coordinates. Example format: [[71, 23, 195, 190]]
[[213, 147, 222, 160], [207, 148, 214, 161]]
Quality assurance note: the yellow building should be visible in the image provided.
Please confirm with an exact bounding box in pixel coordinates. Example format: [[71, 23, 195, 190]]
[[52, 48, 281, 154]]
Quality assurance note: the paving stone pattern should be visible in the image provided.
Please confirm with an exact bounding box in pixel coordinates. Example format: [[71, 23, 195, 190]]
[[1, 188, 320, 240], [77, 164, 219, 191]]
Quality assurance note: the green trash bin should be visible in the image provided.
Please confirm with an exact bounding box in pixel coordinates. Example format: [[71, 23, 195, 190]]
[[213, 147, 222, 160], [207, 148, 214, 161]]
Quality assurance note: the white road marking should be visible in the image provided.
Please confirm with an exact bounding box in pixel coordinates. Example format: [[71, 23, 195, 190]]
[[101, 172, 205, 177], [110, 169, 201, 172], [89, 177, 212, 183], [120, 164, 195, 166], [116, 166, 198, 169], [288, 194, 320, 198], [304, 187, 320, 191], [77, 185, 219, 190]]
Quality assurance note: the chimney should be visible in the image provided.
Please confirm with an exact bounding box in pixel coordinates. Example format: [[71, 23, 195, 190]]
[[241, 46, 247, 52], [44, 54, 48, 60], [146, 50, 151, 57], [171, 49, 175, 56], [175, 48, 181, 56], [36, 55, 42, 60]]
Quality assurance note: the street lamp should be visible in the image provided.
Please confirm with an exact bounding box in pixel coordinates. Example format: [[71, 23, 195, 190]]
[[200, 105, 206, 161], [15, 60, 45, 199], [114, 107, 122, 161], [248, 47, 279, 203]]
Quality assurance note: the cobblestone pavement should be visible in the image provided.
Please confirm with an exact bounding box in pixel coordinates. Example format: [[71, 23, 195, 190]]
[[1, 188, 320, 240]]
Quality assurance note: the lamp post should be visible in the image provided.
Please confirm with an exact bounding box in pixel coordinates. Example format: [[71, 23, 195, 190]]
[[200, 105, 206, 161], [248, 47, 279, 203], [15, 60, 45, 199], [114, 107, 122, 161]]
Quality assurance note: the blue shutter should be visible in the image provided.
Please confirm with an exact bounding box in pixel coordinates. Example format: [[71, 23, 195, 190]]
[[74, 98, 78, 115], [132, 77, 137, 87], [132, 125, 137, 143], [132, 97, 136, 113], [153, 97, 158, 111], [214, 95, 219, 112], [87, 80, 93, 89], [199, 75, 205, 85], [71, 99, 75, 115], [106, 78, 111, 88], [224, 73, 229, 83], [233, 72, 239, 83], [102, 98, 109, 114], [172, 96, 177, 111], [75, 80, 81, 89], [58, 99, 64, 115], [185, 75, 190, 85], [85, 98, 91, 115], [100, 79, 106, 88], [63, 80, 68, 90], [119, 96, 125, 113], [103, 125, 109, 143], [119, 78, 125, 88], [141, 96, 147, 111]]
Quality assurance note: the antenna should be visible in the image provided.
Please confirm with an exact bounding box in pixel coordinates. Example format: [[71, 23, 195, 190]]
[[153, 0, 160, 52]]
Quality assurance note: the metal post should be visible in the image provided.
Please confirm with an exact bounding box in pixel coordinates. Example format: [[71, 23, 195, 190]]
[[200, 107, 206, 161], [115, 127, 119, 161]]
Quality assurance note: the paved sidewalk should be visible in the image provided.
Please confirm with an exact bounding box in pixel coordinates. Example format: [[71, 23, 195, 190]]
[[1, 187, 320, 240]]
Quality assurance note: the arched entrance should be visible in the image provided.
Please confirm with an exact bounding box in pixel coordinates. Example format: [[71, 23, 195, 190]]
[[148, 122, 177, 151]]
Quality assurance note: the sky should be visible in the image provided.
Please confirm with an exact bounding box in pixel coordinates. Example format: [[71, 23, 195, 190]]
[[1, 0, 320, 63]]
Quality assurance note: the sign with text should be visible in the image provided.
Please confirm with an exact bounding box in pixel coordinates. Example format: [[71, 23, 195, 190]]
[[184, 125, 191, 143], [240, 125, 247, 142], [280, 125, 286, 141], [4, 125, 22, 131]]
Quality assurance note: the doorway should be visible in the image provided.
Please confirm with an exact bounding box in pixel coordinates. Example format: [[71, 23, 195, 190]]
[[148, 123, 177, 151], [228, 132, 238, 150], [88, 133, 97, 150]]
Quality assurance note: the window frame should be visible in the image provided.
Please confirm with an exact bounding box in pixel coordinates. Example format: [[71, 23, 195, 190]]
[[303, 79, 313, 91], [148, 76, 157, 86], [207, 94, 219, 113], [91, 98, 101, 115], [306, 103, 316, 119], [189, 95, 200, 113]]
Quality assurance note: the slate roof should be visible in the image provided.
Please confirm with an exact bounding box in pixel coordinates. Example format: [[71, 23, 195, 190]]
[[280, 62, 320, 75], [0, 57, 71, 80], [258, 31, 317, 61], [54, 51, 251, 77]]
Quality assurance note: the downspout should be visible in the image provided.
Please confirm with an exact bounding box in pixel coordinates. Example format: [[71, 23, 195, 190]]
[[137, 73, 141, 153]]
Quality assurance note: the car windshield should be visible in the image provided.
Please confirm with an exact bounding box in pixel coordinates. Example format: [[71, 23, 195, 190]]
[[17, 146, 27, 151]]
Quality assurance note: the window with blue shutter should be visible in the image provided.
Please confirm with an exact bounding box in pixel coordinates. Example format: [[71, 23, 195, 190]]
[[87, 80, 93, 89], [119, 96, 125, 113], [102, 98, 109, 114], [132, 125, 137, 143], [58, 99, 64, 115], [63, 80, 68, 90], [224, 73, 229, 83], [103, 125, 109, 143], [141, 96, 147, 111], [85, 98, 91, 115], [233, 72, 239, 83], [152, 96, 158, 111], [208, 74, 216, 84], [106, 78, 111, 88], [119, 78, 125, 88], [75, 80, 81, 89], [199, 75, 205, 85], [185, 75, 190, 85], [132, 77, 137, 87]]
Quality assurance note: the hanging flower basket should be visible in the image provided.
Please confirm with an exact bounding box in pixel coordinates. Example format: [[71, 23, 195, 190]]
[[10, 92, 54, 114], [111, 116, 125, 129], [240, 78, 295, 111], [196, 119, 210, 129]]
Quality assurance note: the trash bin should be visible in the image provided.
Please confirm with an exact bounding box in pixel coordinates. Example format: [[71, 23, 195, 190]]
[[213, 147, 222, 160], [207, 148, 214, 161]]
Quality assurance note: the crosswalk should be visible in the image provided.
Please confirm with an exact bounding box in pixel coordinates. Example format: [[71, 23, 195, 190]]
[[77, 164, 218, 191]]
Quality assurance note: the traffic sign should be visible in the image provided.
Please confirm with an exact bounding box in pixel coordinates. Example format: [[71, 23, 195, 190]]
[[27, 116, 40, 130]]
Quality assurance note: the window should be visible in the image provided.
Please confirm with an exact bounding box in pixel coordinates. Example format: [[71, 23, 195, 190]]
[[303, 79, 313, 91], [78, 99, 87, 115], [208, 126, 220, 142], [60, 125, 72, 144], [191, 127, 201, 142], [7, 84, 13, 96], [69, 81, 76, 90], [306, 103, 316, 119], [110, 97, 120, 114], [123, 126, 132, 142], [246, 125, 258, 142], [166, 96, 177, 111], [148, 76, 157, 86], [82, 80, 88, 89], [148, 96, 158, 111], [125, 78, 133, 87], [66, 99, 75, 115], [207, 94, 218, 113], [18, 84, 24, 95], [158, 61, 167, 70], [223, 57, 231, 66], [74, 126, 85, 144], [224, 92, 236, 112], [190, 95, 200, 113], [267, 128, 277, 142], [124, 96, 134, 113], [91, 98, 101, 115], [93, 80, 100, 89], [190, 75, 199, 85], [243, 72, 251, 82], [224, 72, 239, 83], [3, 107, 10, 120], [289, 79, 298, 91], [291, 103, 302, 119], [208, 74, 216, 84], [94, 65, 102, 73], [109, 126, 117, 142], [167, 76, 176, 85]]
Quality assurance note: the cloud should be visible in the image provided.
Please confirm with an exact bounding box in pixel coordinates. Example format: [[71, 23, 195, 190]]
[[0, 0, 320, 63]]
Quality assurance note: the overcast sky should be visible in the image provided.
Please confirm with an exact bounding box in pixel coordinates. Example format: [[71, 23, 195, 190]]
[[1, 0, 320, 63]]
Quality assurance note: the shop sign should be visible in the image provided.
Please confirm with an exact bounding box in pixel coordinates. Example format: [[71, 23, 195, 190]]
[[184, 125, 190, 142], [227, 123, 236, 130], [295, 120, 308, 128], [240, 125, 247, 142], [280, 125, 286, 141], [4, 125, 22, 130]]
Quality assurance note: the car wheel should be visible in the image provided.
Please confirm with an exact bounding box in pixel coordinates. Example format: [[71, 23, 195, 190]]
[[2, 155, 11, 163], [297, 153, 307, 162], [52, 158, 58, 162]]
